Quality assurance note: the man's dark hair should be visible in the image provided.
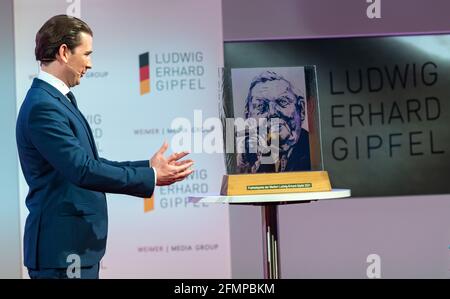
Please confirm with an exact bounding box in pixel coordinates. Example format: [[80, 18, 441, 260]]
[[35, 14, 93, 64]]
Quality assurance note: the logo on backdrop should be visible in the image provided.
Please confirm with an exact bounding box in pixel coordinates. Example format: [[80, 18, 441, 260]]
[[143, 169, 209, 213], [139, 52, 150, 95], [137, 243, 219, 255], [138, 50, 206, 95]]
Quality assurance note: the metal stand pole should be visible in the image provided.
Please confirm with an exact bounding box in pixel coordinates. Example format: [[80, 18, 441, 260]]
[[261, 204, 280, 279]]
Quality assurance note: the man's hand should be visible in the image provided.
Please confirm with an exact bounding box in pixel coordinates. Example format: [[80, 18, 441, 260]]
[[150, 142, 194, 186]]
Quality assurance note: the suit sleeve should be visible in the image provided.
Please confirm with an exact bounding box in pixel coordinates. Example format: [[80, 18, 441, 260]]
[[27, 101, 155, 198], [99, 158, 149, 168], [100, 158, 158, 186], [100, 159, 158, 186]]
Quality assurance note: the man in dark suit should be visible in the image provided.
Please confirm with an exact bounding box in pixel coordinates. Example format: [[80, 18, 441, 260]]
[[16, 15, 194, 279]]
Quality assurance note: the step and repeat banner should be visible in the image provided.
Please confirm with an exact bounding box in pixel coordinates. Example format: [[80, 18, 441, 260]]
[[14, 0, 229, 278]]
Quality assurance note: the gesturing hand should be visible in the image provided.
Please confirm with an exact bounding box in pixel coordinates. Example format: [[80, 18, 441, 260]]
[[150, 142, 194, 186]]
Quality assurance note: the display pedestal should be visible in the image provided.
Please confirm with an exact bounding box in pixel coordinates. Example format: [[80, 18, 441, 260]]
[[189, 189, 351, 279]]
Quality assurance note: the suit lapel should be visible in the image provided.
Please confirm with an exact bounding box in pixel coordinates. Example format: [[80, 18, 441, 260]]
[[78, 113, 99, 159], [32, 79, 99, 159], [58, 97, 99, 159]]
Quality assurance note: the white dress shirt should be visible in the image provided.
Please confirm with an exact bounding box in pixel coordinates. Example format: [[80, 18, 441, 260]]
[[37, 70, 71, 102]]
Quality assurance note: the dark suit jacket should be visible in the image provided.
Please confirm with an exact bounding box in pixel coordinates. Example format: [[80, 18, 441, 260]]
[[256, 128, 311, 173], [16, 78, 155, 269], [284, 128, 311, 171]]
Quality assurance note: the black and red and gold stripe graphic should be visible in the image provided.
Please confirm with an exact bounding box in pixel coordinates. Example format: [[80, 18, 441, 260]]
[[139, 52, 150, 95], [144, 195, 154, 212]]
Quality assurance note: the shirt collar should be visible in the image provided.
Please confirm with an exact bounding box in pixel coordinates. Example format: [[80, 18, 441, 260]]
[[37, 70, 71, 96]]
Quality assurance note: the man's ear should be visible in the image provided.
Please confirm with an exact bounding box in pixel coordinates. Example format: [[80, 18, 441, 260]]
[[298, 97, 306, 122], [57, 44, 70, 63]]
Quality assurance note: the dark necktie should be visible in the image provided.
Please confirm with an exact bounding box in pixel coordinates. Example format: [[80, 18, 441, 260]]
[[66, 91, 78, 110]]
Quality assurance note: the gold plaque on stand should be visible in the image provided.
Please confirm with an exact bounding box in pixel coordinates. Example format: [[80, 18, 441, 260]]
[[220, 171, 331, 196]]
